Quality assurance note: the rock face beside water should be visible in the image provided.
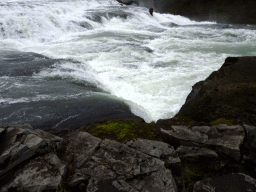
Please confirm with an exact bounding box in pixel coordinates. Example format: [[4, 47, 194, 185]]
[[2, 56, 256, 191], [158, 57, 256, 126], [118, 0, 256, 24]]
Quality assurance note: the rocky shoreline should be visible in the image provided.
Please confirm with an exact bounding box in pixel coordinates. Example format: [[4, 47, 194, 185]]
[[1, 57, 256, 192]]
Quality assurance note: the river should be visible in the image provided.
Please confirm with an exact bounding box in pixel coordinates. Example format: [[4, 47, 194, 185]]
[[0, 0, 256, 130]]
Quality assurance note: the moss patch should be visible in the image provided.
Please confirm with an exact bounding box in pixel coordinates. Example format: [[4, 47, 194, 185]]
[[210, 118, 233, 126], [87, 121, 156, 143]]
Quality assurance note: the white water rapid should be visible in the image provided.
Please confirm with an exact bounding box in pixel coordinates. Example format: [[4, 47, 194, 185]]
[[1, 0, 256, 126]]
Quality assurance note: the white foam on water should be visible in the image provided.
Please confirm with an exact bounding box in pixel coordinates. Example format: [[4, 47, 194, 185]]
[[1, 0, 256, 122]]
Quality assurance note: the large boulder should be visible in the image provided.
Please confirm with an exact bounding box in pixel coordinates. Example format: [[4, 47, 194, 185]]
[[0, 124, 62, 177], [0, 124, 65, 191], [62, 132, 178, 192], [1, 152, 66, 192]]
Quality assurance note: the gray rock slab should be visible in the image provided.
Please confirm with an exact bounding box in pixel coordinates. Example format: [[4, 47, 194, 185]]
[[193, 173, 256, 192], [176, 146, 218, 159], [64, 132, 178, 192], [206, 124, 245, 161], [0, 125, 63, 177], [1, 152, 66, 192], [160, 126, 208, 146], [62, 131, 102, 168], [160, 125, 245, 161], [192, 126, 211, 133], [125, 138, 181, 165]]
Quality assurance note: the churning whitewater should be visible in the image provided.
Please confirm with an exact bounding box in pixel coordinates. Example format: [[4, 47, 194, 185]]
[[0, 0, 256, 129]]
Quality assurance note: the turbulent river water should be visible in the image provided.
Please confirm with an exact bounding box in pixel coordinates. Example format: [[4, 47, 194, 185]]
[[0, 0, 256, 131]]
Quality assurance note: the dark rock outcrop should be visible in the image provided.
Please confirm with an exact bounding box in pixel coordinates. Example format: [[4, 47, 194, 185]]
[[120, 0, 256, 24], [158, 57, 256, 127], [164, 0, 256, 24], [243, 124, 256, 164], [193, 173, 256, 192]]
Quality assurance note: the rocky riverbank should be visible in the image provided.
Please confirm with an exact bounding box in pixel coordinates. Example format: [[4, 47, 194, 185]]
[[1, 57, 256, 192]]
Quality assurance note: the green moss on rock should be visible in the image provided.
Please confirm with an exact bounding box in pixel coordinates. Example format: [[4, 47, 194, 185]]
[[210, 118, 233, 126], [87, 121, 156, 143]]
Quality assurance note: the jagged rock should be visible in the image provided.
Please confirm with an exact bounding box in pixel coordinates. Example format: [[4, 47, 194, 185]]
[[125, 138, 181, 165], [160, 126, 208, 147], [1, 152, 66, 192], [0, 124, 63, 177], [160, 124, 244, 161], [176, 146, 218, 159], [63, 132, 178, 192], [206, 124, 244, 161], [60, 131, 102, 168], [243, 124, 256, 163], [193, 173, 256, 192]]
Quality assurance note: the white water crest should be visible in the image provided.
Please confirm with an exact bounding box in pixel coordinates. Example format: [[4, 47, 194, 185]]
[[1, 0, 256, 123]]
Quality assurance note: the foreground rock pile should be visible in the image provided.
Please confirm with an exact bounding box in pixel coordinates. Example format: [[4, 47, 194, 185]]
[[0, 125, 179, 192], [1, 123, 256, 192]]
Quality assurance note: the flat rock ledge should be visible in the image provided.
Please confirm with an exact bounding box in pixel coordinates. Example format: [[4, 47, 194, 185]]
[[160, 124, 245, 161]]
